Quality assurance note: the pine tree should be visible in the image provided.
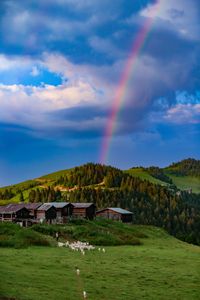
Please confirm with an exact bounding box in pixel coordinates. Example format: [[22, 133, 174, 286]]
[[19, 191, 24, 202]]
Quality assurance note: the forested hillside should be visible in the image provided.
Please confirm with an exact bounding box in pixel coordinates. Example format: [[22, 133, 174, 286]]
[[0, 161, 200, 246], [165, 158, 200, 176]]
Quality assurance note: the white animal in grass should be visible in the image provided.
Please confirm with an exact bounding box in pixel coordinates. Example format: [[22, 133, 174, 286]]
[[83, 291, 87, 299], [76, 268, 80, 276], [102, 248, 106, 253], [58, 242, 64, 247]]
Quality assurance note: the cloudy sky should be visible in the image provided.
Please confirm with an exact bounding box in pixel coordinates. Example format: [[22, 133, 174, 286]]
[[0, 0, 200, 186]]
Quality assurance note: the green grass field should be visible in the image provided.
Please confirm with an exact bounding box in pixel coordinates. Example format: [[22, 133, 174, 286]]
[[166, 174, 200, 194], [0, 226, 200, 300], [125, 168, 169, 186], [39, 168, 73, 181]]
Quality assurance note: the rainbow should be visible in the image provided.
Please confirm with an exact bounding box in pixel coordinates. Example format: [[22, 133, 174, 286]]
[[99, 1, 161, 164]]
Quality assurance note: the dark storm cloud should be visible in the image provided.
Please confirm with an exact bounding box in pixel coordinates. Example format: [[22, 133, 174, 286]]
[[0, 0, 155, 61]]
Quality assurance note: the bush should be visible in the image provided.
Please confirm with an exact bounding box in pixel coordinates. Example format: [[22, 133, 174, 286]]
[[0, 234, 15, 247], [0, 222, 20, 235], [0, 223, 50, 248], [31, 219, 146, 246], [14, 229, 50, 248], [32, 224, 59, 236]]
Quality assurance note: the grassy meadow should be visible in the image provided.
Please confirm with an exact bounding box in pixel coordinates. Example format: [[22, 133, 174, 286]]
[[0, 225, 200, 300], [166, 174, 200, 194], [125, 168, 169, 186]]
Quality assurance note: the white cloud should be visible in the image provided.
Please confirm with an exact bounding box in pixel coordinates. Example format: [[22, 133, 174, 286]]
[[0, 54, 34, 71], [0, 80, 104, 126], [0, 52, 113, 132], [0, 50, 198, 137], [164, 104, 200, 124], [140, 0, 200, 40]]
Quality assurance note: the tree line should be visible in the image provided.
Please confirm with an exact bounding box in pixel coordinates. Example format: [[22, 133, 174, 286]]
[[167, 158, 200, 176]]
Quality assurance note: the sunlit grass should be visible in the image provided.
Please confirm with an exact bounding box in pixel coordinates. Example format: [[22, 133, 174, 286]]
[[0, 225, 200, 300]]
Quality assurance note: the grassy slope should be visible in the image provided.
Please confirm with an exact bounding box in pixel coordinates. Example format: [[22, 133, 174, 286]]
[[32, 219, 145, 246], [125, 168, 169, 186], [0, 169, 72, 205], [0, 226, 200, 300], [40, 168, 72, 180], [127, 168, 200, 194], [0, 186, 43, 206], [166, 174, 200, 194], [0, 180, 38, 193]]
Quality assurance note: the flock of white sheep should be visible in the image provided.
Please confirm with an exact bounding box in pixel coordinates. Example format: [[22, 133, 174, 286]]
[[57, 240, 106, 253]]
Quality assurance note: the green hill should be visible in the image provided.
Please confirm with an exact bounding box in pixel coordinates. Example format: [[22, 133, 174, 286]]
[[125, 168, 169, 186], [39, 168, 73, 181], [0, 161, 200, 246], [165, 158, 200, 176], [0, 223, 200, 300], [165, 174, 200, 194], [127, 159, 200, 194], [161, 158, 200, 193]]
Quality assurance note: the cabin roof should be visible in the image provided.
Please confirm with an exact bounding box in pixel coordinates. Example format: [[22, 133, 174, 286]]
[[0, 203, 26, 213], [37, 203, 55, 211], [72, 203, 94, 208], [24, 203, 42, 210], [46, 202, 70, 209], [97, 207, 133, 215]]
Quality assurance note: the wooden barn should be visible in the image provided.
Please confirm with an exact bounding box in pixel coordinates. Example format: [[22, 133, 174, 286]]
[[72, 203, 96, 220], [36, 203, 57, 223], [24, 203, 42, 219], [47, 202, 73, 223], [96, 207, 133, 223], [0, 204, 30, 226]]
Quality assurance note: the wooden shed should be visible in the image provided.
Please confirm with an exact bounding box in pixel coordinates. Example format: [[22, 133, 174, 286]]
[[47, 202, 73, 223], [36, 203, 57, 223], [71, 203, 96, 220], [0, 204, 30, 226], [24, 203, 42, 219], [96, 207, 133, 223]]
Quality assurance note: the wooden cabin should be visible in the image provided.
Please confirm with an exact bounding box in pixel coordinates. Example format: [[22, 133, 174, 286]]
[[36, 204, 57, 223], [0, 204, 30, 226], [96, 207, 133, 223], [47, 202, 73, 223], [71, 203, 96, 220], [24, 203, 42, 219]]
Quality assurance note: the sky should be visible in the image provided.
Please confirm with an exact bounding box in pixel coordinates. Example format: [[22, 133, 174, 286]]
[[0, 0, 200, 186]]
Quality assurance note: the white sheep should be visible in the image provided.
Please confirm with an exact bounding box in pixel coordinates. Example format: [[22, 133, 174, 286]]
[[64, 240, 95, 252], [76, 268, 80, 276], [83, 291, 87, 299]]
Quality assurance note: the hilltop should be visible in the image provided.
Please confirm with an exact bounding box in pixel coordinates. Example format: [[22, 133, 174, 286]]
[[126, 158, 200, 193]]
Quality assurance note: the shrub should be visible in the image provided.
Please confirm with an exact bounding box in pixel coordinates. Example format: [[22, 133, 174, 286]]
[[32, 224, 59, 236], [14, 229, 50, 248], [0, 223, 50, 248]]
